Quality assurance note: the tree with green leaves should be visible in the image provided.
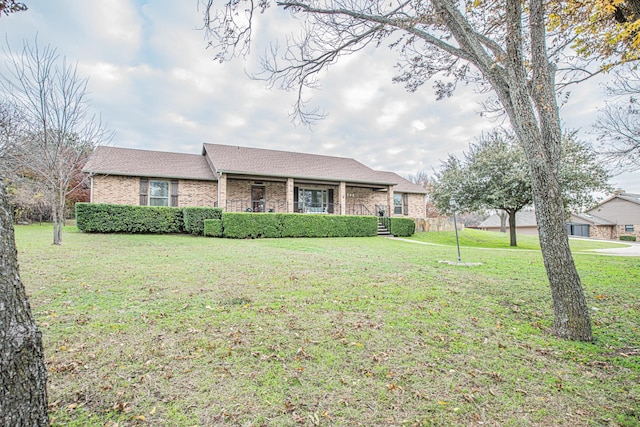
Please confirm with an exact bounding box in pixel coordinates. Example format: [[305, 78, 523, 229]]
[[432, 132, 611, 247], [432, 133, 532, 247]]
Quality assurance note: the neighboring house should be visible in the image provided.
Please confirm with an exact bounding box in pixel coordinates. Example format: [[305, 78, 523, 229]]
[[478, 210, 539, 235], [477, 192, 640, 240], [572, 192, 640, 240], [566, 213, 616, 239], [83, 144, 428, 219]]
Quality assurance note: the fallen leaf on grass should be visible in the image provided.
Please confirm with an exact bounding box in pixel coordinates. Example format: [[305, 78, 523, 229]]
[[438, 400, 448, 405], [149, 406, 157, 415]]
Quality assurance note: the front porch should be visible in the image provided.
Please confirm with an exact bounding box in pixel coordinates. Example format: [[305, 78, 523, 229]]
[[223, 198, 387, 216], [217, 175, 395, 217]]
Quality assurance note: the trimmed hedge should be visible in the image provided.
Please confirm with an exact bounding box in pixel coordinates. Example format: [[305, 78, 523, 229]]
[[389, 218, 416, 237], [183, 207, 223, 235], [620, 235, 637, 242], [76, 203, 388, 238], [220, 212, 377, 238], [203, 219, 223, 237], [76, 203, 183, 233], [222, 212, 283, 238]]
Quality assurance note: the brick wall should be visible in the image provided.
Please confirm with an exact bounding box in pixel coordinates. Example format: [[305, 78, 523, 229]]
[[346, 186, 387, 215], [91, 176, 139, 205], [91, 175, 217, 207], [404, 193, 426, 219], [616, 224, 640, 240], [589, 225, 616, 240]]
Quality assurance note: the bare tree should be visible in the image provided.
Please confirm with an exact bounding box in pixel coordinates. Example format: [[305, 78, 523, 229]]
[[200, 0, 603, 340], [594, 66, 640, 172], [0, 181, 49, 426], [1, 39, 112, 245]]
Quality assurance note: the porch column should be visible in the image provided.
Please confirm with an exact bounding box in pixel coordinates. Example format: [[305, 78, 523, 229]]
[[218, 173, 227, 210], [286, 178, 294, 213], [387, 185, 394, 217], [338, 181, 346, 215]]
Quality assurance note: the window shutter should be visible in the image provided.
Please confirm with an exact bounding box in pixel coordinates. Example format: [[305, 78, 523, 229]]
[[328, 189, 334, 213], [294, 186, 299, 213], [139, 178, 148, 205], [170, 180, 179, 207], [403, 193, 409, 215]]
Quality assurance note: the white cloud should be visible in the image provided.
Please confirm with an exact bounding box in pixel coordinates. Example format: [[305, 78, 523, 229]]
[[0, 0, 637, 193]]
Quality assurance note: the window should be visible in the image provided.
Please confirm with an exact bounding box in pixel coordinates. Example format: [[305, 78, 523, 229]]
[[298, 188, 328, 213], [394, 193, 402, 215], [625, 225, 635, 232], [149, 180, 169, 206]]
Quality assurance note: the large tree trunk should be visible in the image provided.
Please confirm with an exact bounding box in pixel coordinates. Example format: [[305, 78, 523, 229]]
[[0, 182, 50, 426], [489, 0, 592, 340], [528, 157, 592, 340]]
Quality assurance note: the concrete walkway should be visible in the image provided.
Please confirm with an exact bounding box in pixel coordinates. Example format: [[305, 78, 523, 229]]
[[584, 241, 640, 257], [389, 237, 640, 257]]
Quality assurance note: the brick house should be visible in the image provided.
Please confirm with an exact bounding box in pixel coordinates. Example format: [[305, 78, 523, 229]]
[[83, 144, 428, 219], [567, 192, 640, 240]]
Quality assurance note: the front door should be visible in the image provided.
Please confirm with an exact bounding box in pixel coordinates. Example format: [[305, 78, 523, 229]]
[[251, 186, 265, 212]]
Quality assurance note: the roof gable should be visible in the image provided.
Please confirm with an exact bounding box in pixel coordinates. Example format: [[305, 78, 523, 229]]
[[376, 171, 428, 194]]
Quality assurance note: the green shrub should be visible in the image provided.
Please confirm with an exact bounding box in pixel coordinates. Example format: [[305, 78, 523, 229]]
[[344, 216, 378, 237], [390, 218, 416, 237], [222, 212, 283, 238], [620, 235, 637, 242], [76, 203, 183, 233], [203, 219, 223, 237], [183, 207, 223, 235]]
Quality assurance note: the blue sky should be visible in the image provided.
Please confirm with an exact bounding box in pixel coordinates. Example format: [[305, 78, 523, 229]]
[[2, 0, 638, 193]]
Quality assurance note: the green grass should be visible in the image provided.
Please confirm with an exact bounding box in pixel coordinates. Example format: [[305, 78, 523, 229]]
[[407, 228, 630, 251], [15, 224, 640, 426]]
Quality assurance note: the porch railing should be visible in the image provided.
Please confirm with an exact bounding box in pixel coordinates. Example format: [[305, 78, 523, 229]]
[[345, 204, 373, 216], [296, 202, 339, 214], [375, 205, 391, 217], [224, 200, 387, 217], [226, 199, 288, 213]]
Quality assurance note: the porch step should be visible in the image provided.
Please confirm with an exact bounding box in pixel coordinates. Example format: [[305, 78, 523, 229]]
[[377, 222, 392, 236]]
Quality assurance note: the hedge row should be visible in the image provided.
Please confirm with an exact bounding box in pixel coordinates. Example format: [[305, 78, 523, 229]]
[[183, 207, 223, 235], [620, 235, 637, 242], [389, 217, 416, 237], [76, 203, 222, 235], [205, 212, 378, 238], [76, 203, 415, 238]]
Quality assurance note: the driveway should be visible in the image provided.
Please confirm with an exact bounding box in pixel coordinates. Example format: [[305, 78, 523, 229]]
[[585, 241, 640, 257]]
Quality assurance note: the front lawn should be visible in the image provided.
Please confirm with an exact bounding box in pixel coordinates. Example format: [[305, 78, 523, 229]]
[[15, 225, 640, 426]]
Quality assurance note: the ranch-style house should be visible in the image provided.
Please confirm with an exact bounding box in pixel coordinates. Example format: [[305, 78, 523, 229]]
[[83, 144, 428, 220]]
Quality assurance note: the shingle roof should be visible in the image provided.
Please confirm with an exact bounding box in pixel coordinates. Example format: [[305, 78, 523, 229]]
[[618, 193, 640, 205], [375, 171, 428, 194], [570, 213, 615, 226], [83, 146, 217, 181], [203, 143, 397, 185], [479, 211, 538, 228]]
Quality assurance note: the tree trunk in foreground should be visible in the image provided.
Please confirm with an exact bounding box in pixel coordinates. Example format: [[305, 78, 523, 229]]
[[0, 181, 49, 426]]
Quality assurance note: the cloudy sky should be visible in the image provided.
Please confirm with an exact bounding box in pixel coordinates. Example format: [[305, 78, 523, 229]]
[[2, 0, 638, 192]]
